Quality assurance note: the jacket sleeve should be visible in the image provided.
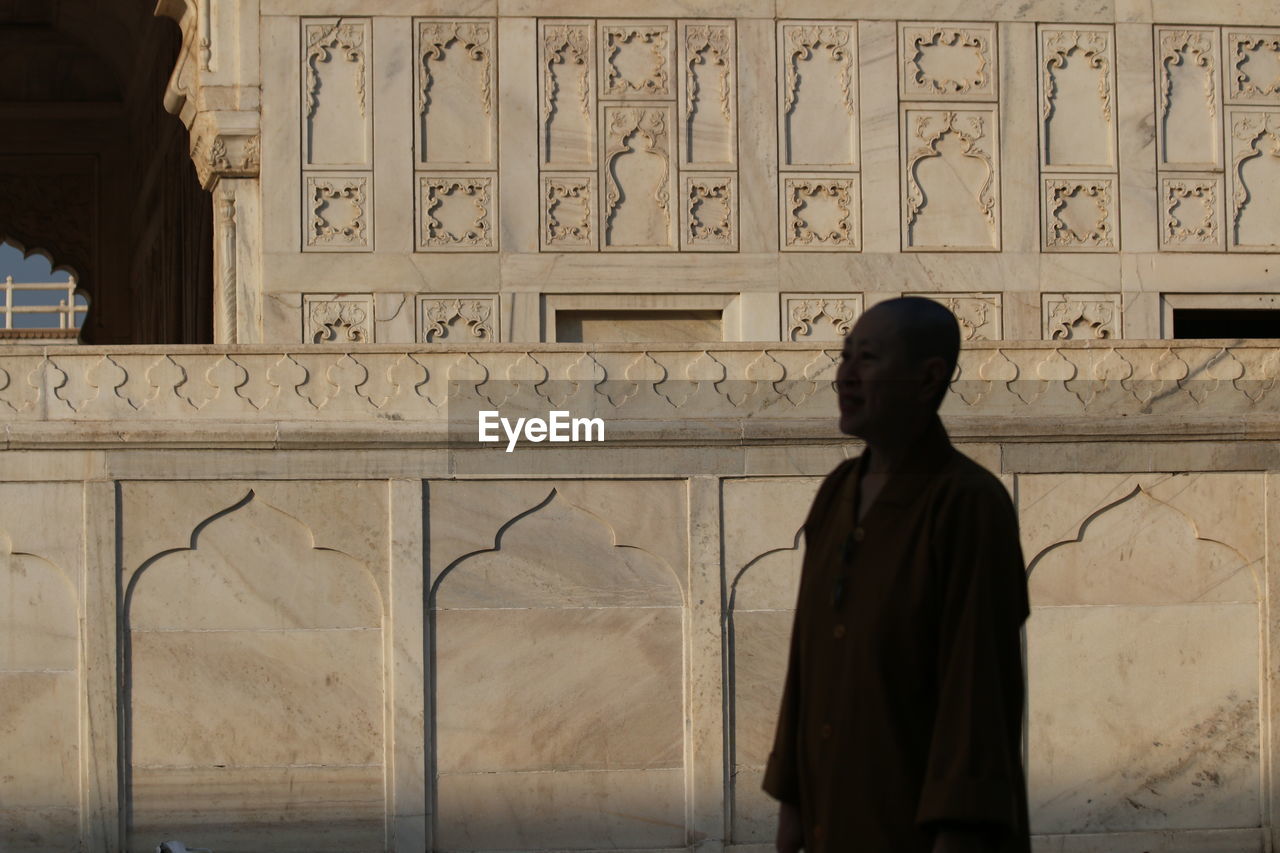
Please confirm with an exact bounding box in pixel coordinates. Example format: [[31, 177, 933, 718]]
[[914, 474, 1030, 832], [762, 458, 857, 806]]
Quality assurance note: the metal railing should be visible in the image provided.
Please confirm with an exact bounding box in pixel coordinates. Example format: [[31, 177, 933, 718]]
[[1, 274, 87, 330]]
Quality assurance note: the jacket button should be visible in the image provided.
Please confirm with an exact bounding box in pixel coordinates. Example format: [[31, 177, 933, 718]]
[[833, 624, 846, 639]]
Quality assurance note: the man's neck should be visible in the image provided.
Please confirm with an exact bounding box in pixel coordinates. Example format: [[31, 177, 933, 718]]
[[862, 414, 938, 475]]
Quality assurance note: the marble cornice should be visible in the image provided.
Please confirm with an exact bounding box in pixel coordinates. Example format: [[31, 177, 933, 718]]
[[0, 342, 1275, 448]]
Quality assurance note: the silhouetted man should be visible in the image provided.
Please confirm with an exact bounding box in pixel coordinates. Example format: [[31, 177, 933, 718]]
[[763, 297, 1031, 853]]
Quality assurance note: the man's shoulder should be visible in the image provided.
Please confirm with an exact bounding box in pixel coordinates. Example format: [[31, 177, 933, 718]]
[[938, 450, 1014, 509]]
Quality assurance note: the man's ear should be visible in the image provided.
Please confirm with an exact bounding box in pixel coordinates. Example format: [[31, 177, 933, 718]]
[[917, 356, 950, 404]]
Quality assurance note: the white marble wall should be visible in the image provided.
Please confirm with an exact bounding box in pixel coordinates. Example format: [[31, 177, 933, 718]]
[[235, 1, 1280, 345]]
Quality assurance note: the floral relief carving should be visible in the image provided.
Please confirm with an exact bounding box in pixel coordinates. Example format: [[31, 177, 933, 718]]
[[782, 177, 858, 250], [1159, 30, 1217, 119], [1226, 32, 1280, 102], [419, 176, 494, 250], [783, 25, 856, 118], [418, 20, 493, 117], [904, 111, 996, 228], [924, 295, 1000, 341], [419, 297, 496, 343], [306, 176, 368, 249], [786, 298, 860, 341], [602, 107, 673, 245], [902, 25, 994, 98], [684, 175, 735, 250], [543, 175, 595, 250], [1044, 178, 1115, 250], [1162, 178, 1222, 249], [304, 21, 366, 120], [602, 24, 671, 97], [1042, 29, 1112, 124], [542, 24, 592, 126], [1044, 296, 1119, 340], [685, 24, 733, 123], [1228, 111, 1280, 244], [304, 296, 373, 344]]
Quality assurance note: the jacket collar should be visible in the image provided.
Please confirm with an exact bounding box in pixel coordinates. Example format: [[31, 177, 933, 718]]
[[853, 414, 956, 508]]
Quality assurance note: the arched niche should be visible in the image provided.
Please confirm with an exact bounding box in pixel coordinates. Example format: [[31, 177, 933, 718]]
[[430, 488, 685, 851], [125, 490, 384, 851]]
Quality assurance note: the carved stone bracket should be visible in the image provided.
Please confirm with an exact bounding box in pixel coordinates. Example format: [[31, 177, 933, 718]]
[[783, 296, 862, 341], [190, 124, 260, 191], [1043, 294, 1120, 340], [304, 294, 374, 344], [418, 296, 498, 343]]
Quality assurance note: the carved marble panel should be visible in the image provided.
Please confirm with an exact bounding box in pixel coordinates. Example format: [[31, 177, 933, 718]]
[[679, 21, 736, 169], [901, 108, 1000, 251], [778, 21, 858, 170], [302, 18, 371, 169], [303, 174, 371, 251], [783, 295, 862, 341], [539, 21, 596, 168], [1040, 26, 1117, 171], [599, 20, 674, 101], [1160, 174, 1226, 252], [899, 23, 997, 102], [416, 174, 497, 251], [303, 294, 374, 344], [1225, 29, 1280, 104], [1226, 108, 1280, 250], [1042, 293, 1120, 339], [780, 173, 861, 251], [417, 295, 497, 343], [600, 105, 676, 251], [681, 173, 737, 251], [541, 173, 598, 252], [905, 292, 1002, 341], [1042, 175, 1117, 252], [415, 19, 496, 170], [1156, 28, 1222, 170]]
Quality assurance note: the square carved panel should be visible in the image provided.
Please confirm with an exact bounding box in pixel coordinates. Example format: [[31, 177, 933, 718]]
[[417, 295, 498, 343], [541, 173, 598, 252], [1224, 30, 1280, 104], [599, 20, 675, 101], [416, 174, 497, 252], [782, 295, 863, 341], [1042, 293, 1120, 340], [303, 174, 372, 252], [779, 173, 861, 251], [899, 22, 997, 102], [1042, 175, 1118, 252], [1160, 174, 1225, 252]]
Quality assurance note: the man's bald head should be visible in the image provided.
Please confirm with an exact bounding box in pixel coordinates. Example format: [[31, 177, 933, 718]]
[[852, 297, 960, 410]]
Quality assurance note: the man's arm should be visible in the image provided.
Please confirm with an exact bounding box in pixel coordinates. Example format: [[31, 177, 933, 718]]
[[915, 475, 1030, 841]]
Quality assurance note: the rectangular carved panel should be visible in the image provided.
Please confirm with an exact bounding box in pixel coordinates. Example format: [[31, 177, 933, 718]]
[[1225, 29, 1280, 104], [782, 295, 862, 341], [679, 21, 736, 169], [415, 19, 496, 170], [302, 18, 371, 169], [1226, 108, 1280, 250], [1156, 27, 1222, 170], [303, 294, 374, 343], [1042, 293, 1120, 339], [539, 21, 596, 168], [600, 105, 676, 251], [599, 20, 675, 101], [1042, 175, 1118, 252], [681, 173, 737, 251], [1160, 174, 1225, 252], [418, 296, 498, 342], [541, 173, 598, 252], [901, 108, 1000, 251], [779, 173, 861, 251], [899, 22, 997, 102], [1039, 25, 1117, 171], [777, 22, 858, 170], [303, 173, 371, 252], [416, 175, 497, 251], [904, 293, 1002, 340]]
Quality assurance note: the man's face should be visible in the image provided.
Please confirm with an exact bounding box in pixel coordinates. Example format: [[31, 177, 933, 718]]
[[835, 310, 933, 439]]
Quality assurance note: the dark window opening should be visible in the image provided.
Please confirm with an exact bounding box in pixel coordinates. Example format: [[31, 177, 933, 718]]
[[1173, 309, 1280, 339]]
